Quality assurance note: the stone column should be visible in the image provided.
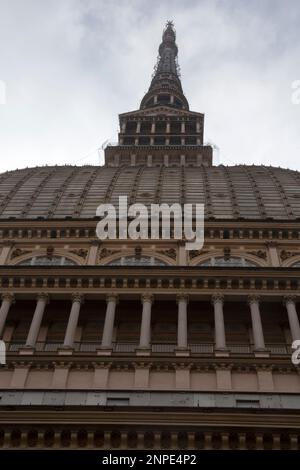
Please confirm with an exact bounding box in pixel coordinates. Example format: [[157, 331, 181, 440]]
[[63, 293, 83, 348], [176, 294, 189, 349], [248, 295, 265, 350], [87, 240, 100, 265], [0, 293, 15, 338], [25, 293, 48, 348], [177, 240, 188, 265], [138, 294, 153, 349], [101, 294, 118, 349], [265, 241, 280, 267], [212, 294, 227, 350], [0, 241, 14, 265], [284, 295, 300, 341]]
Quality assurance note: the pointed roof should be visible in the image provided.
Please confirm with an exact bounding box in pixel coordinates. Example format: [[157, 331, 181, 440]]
[[156, 21, 179, 76], [140, 21, 189, 110]]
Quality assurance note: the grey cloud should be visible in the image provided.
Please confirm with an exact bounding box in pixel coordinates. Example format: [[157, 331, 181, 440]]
[[0, 0, 299, 171]]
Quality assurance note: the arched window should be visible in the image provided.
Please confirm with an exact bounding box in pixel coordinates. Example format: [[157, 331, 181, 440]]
[[290, 261, 300, 268], [107, 256, 167, 266], [196, 256, 257, 267], [17, 256, 77, 266]]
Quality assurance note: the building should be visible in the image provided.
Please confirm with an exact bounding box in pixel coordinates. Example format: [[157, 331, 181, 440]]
[[0, 21, 300, 450]]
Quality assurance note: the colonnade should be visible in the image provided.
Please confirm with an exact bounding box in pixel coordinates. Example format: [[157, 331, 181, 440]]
[[0, 292, 299, 351]]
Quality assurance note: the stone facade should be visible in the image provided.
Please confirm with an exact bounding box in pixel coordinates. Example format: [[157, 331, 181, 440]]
[[0, 22, 300, 450]]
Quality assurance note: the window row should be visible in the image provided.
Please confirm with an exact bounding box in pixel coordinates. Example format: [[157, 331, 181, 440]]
[[14, 254, 300, 267]]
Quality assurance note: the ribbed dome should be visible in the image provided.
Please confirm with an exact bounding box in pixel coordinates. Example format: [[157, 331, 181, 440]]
[[0, 165, 300, 220]]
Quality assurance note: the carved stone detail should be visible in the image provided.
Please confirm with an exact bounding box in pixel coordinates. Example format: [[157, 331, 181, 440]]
[[98, 248, 121, 260], [158, 248, 176, 260], [71, 293, 84, 304], [46, 245, 54, 259], [135, 246, 142, 259], [10, 248, 31, 260], [223, 247, 231, 260], [69, 248, 88, 259], [211, 293, 224, 305], [247, 294, 260, 305], [280, 250, 299, 261], [189, 249, 208, 260], [248, 250, 267, 260]]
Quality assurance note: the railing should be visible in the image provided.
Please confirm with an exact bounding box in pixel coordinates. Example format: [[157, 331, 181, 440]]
[[152, 343, 176, 353], [229, 344, 252, 354], [113, 342, 137, 353], [44, 342, 62, 352], [268, 344, 292, 355], [189, 343, 214, 353], [78, 342, 99, 352], [105, 143, 206, 150], [4, 341, 293, 356], [8, 341, 24, 352]]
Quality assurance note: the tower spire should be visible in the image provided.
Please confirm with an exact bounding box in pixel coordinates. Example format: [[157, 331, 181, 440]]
[[140, 21, 189, 110], [155, 20, 179, 77], [105, 21, 212, 169]]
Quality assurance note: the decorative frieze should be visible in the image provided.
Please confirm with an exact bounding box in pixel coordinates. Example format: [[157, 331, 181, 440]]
[[280, 250, 299, 261], [98, 248, 121, 261], [248, 250, 267, 260], [1, 267, 300, 293], [69, 248, 88, 259], [157, 248, 176, 260], [10, 248, 31, 260]]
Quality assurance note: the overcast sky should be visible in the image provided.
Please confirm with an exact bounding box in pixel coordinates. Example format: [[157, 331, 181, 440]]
[[0, 0, 299, 173]]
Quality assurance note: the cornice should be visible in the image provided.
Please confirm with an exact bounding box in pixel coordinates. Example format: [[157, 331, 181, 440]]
[[0, 408, 300, 429], [3, 357, 297, 370]]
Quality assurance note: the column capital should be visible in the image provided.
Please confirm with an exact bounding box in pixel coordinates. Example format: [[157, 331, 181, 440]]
[[1, 292, 15, 304], [141, 293, 154, 304], [211, 293, 224, 305], [71, 293, 84, 304], [106, 293, 118, 304], [90, 239, 101, 247], [36, 292, 49, 303], [2, 240, 14, 248], [176, 293, 189, 304], [265, 241, 278, 248], [247, 294, 260, 306], [283, 295, 297, 306]]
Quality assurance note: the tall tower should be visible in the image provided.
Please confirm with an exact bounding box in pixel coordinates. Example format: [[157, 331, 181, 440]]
[[105, 21, 212, 168], [1, 20, 300, 453]]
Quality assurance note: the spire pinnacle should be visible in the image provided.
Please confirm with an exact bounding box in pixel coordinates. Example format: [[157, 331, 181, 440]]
[[140, 21, 189, 110], [156, 20, 179, 76]]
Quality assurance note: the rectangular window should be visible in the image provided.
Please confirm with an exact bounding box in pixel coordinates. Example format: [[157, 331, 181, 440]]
[[236, 399, 260, 408]]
